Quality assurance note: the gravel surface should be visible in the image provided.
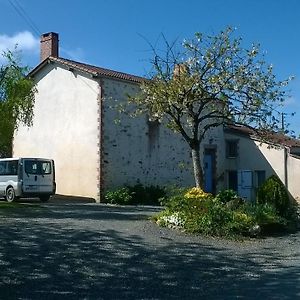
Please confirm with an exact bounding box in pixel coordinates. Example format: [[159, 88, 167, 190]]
[[0, 198, 299, 299]]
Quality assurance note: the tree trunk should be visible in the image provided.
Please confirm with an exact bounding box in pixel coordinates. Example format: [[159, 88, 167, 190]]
[[191, 145, 204, 188]]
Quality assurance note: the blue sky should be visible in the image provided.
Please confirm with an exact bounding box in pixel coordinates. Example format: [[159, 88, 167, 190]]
[[1, 0, 300, 134]]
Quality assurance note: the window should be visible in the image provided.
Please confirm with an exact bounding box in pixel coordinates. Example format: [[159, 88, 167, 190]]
[[255, 170, 266, 188], [0, 162, 6, 175], [0, 160, 18, 176], [41, 162, 51, 174], [228, 170, 238, 191], [24, 160, 51, 175], [226, 140, 238, 158]]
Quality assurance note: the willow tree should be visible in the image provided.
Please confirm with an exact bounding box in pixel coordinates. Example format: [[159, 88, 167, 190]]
[[129, 27, 292, 188], [0, 50, 36, 157]]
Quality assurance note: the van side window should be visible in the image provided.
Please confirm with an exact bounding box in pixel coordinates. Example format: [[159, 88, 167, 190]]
[[0, 161, 18, 175], [7, 161, 18, 175], [0, 162, 6, 175]]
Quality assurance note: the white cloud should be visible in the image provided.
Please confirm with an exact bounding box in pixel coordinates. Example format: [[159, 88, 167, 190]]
[[0, 31, 39, 57]]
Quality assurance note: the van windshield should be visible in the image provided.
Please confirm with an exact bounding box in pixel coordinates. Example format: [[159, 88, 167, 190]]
[[24, 160, 52, 175]]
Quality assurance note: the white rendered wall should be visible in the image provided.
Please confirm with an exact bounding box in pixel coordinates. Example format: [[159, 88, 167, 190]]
[[287, 155, 300, 200], [14, 63, 99, 199], [224, 132, 300, 200]]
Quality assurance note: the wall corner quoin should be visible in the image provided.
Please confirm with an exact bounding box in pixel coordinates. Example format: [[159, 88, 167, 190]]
[[96, 79, 104, 199]]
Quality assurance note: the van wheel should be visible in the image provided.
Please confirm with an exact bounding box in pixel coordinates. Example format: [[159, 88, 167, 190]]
[[6, 187, 16, 202], [40, 195, 50, 202]]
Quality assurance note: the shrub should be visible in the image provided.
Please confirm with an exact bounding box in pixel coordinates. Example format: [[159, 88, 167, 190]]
[[104, 187, 133, 205], [155, 186, 294, 238], [184, 199, 233, 236], [256, 175, 290, 217], [158, 187, 234, 236], [215, 189, 238, 204], [229, 210, 255, 235], [241, 202, 287, 234], [104, 184, 165, 205], [159, 189, 187, 211], [160, 187, 213, 211], [154, 211, 185, 228], [184, 187, 212, 200], [128, 184, 165, 205]]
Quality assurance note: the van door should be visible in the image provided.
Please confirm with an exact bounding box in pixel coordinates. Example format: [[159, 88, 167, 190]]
[[22, 159, 54, 194]]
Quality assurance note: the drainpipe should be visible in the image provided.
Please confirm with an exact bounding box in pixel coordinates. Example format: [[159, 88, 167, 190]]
[[96, 79, 103, 203], [284, 146, 288, 188], [281, 112, 288, 188]]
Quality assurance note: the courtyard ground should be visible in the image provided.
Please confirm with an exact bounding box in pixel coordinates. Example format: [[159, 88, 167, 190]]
[[0, 197, 299, 299]]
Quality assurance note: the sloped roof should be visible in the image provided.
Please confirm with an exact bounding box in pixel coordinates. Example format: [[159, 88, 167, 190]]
[[225, 124, 300, 148], [29, 56, 146, 84]]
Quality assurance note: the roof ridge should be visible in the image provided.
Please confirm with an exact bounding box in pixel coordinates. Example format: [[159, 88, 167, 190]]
[[49, 56, 145, 83], [225, 124, 300, 147]]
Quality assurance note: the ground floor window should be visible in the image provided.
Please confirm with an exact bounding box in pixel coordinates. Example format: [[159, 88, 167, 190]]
[[228, 170, 238, 191], [254, 170, 266, 188], [227, 169, 266, 193]]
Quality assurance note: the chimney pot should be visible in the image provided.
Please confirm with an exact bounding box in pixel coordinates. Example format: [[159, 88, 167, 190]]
[[40, 32, 59, 61]]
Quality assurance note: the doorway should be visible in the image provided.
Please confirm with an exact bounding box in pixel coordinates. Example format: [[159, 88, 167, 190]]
[[204, 148, 216, 194]]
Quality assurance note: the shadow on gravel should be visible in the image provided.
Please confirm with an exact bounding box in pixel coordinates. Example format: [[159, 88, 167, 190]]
[[0, 204, 299, 299], [0, 202, 162, 222]]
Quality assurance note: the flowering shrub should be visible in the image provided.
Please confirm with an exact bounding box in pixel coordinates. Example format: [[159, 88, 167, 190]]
[[158, 212, 185, 228], [184, 187, 212, 200], [154, 187, 295, 238]]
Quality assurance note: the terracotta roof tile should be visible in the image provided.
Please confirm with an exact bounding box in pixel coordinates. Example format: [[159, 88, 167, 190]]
[[225, 124, 300, 148], [30, 56, 146, 84]]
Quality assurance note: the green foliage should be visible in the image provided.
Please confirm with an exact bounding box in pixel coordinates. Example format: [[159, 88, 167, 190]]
[[104, 184, 165, 205], [183, 199, 233, 236], [128, 184, 165, 205], [243, 202, 284, 224], [104, 187, 133, 205], [0, 49, 36, 157], [155, 188, 296, 238], [256, 175, 290, 217], [215, 189, 238, 204]]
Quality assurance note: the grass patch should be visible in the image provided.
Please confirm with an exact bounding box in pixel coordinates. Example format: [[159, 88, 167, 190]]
[[0, 200, 44, 215]]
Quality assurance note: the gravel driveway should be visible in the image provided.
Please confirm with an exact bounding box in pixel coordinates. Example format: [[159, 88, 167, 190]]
[[0, 198, 299, 299]]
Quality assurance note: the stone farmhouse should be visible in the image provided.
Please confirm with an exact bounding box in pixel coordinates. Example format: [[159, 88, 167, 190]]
[[13, 32, 300, 202]]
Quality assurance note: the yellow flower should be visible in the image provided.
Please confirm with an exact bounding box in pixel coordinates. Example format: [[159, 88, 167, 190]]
[[184, 187, 211, 200]]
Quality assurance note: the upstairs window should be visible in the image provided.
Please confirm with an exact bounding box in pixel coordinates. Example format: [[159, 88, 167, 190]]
[[226, 140, 238, 158]]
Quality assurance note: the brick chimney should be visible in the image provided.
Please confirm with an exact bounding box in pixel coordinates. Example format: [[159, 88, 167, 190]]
[[40, 32, 59, 61]]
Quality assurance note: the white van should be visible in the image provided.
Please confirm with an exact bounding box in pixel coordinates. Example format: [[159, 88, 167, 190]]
[[0, 158, 56, 202]]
